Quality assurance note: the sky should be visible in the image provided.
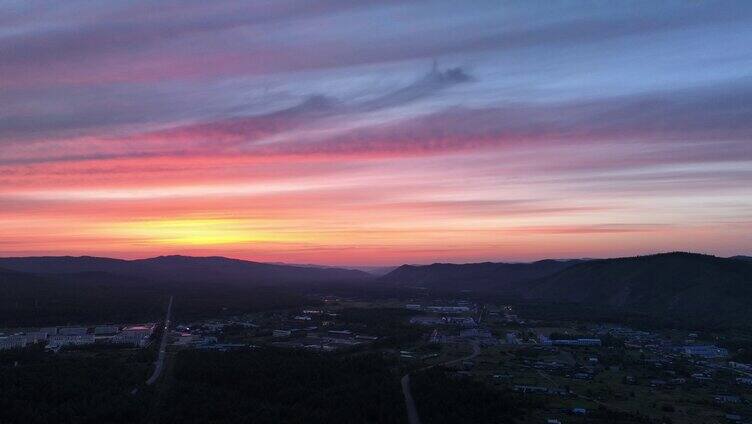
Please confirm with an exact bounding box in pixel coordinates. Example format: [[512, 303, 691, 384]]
[[1, 1, 751, 265]]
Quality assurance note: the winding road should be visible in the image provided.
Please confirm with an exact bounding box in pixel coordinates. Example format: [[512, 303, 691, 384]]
[[146, 295, 173, 386]]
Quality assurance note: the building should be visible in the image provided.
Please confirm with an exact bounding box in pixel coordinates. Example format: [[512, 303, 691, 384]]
[[730, 362, 752, 372], [59, 327, 88, 336], [94, 325, 120, 335], [111, 324, 154, 347], [47, 334, 95, 349], [23, 332, 48, 344], [273, 329, 292, 338], [0, 335, 28, 350], [682, 345, 728, 359], [446, 317, 476, 327], [513, 385, 568, 396], [551, 338, 601, 347], [714, 394, 741, 404], [410, 316, 446, 326], [426, 306, 470, 314], [39, 327, 58, 336]]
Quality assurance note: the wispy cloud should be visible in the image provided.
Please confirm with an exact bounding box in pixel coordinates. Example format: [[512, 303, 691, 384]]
[[1, 1, 751, 263]]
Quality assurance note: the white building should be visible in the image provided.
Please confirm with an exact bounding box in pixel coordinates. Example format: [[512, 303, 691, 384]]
[[59, 327, 88, 336], [426, 306, 470, 314], [0, 335, 28, 350], [112, 324, 154, 347], [446, 317, 476, 327], [23, 332, 48, 344], [47, 334, 95, 349], [682, 345, 728, 358], [94, 325, 120, 335], [39, 327, 58, 336], [552, 338, 602, 347]]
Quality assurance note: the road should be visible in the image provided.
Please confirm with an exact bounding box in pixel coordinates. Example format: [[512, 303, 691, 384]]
[[146, 295, 173, 386], [402, 342, 480, 424], [401, 374, 422, 424]]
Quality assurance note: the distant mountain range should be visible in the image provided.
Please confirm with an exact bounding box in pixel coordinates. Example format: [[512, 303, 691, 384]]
[[522, 252, 752, 324], [0, 255, 371, 285], [379, 259, 583, 291], [379, 252, 752, 327], [2, 252, 751, 327]]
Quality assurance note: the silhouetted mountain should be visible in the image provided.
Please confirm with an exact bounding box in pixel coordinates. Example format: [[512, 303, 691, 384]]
[[521, 252, 752, 326], [0, 255, 372, 285], [730, 255, 752, 263], [379, 259, 582, 291]]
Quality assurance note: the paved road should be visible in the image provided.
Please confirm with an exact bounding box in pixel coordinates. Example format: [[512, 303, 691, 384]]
[[146, 295, 173, 386], [401, 374, 422, 424], [402, 342, 480, 424]]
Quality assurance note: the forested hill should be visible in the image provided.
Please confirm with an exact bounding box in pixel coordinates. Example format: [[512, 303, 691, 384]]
[[521, 252, 752, 326], [0, 266, 315, 327], [379, 259, 582, 291], [0, 255, 372, 284]]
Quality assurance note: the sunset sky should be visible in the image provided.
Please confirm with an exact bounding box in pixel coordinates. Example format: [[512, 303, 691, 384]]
[[1, 1, 751, 265]]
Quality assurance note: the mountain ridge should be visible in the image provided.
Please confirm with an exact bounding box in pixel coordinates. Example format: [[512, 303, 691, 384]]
[[520, 252, 752, 326], [0, 255, 372, 284]]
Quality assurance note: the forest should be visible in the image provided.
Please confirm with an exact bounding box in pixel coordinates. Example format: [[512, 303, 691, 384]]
[[152, 348, 407, 423], [411, 367, 524, 423], [0, 345, 153, 424]]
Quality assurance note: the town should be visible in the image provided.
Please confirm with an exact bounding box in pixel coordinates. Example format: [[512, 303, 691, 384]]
[[4, 294, 750, 424]]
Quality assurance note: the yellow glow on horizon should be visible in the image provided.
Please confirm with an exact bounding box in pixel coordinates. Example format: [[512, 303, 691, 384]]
[[109, 218, 290, 246]]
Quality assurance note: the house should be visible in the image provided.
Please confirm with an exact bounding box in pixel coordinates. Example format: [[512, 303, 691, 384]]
[[714, 394, 741, 404], [730, 362, 752, 372], [553, 338, 601, 347], [410, 316, 445, 326], [681, 345, 728, 359], [447, 317, 476, 327]]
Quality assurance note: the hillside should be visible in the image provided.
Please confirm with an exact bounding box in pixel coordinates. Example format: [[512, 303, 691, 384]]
[[0, 255, 372, 285], [521, 252, 752, 326], [379, 259, 581, 291], [0, 265, 317, 327]]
